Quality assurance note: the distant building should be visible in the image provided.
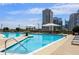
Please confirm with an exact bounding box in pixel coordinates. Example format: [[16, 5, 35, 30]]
[[65, 20, 69, 30], [53, 17, 62, 26], [76, 14, 79, 26], [53, 17, 63, 31], [69, 10, 79, 31], [42, 9, 53, 31]]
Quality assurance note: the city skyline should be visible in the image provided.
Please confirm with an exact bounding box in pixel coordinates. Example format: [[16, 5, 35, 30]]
[[0, 3, 79, 29]]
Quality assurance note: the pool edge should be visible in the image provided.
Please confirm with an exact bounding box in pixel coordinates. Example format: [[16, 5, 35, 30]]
[[28, 35, 67, 55]]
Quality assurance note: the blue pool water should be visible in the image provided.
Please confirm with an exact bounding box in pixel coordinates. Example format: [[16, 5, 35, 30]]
[[5, 33, 64, 54], [3, 32, 22, 38]]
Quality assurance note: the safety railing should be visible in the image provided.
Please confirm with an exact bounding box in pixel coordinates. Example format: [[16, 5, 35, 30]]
[[4, 38, 27, 55]]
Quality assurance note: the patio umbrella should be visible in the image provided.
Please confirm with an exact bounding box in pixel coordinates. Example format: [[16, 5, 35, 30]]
[[42, 23, 60, 31], [42, 23, 60, 27]]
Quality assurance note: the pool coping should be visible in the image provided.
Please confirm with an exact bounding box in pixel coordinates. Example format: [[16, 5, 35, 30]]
[[27, 35, 67, 55]]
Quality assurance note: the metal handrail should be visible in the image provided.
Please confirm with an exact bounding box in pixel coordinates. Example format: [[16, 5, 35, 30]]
[[12, 38, 27, 50], [4, 38, 27, 55], [5, 39, 8, 55]]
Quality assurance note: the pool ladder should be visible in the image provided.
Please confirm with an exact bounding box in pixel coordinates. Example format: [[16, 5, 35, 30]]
[[4, 38, 27, 55]]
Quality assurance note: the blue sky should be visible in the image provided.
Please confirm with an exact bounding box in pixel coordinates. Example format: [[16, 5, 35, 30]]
[[0, 3, 79, 29]]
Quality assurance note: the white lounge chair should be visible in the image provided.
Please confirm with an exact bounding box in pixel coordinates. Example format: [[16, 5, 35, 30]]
[[72, 35, 79, 45]]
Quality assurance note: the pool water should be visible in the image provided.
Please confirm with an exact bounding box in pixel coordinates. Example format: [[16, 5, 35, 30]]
[[3, 32, 22, 38], [5, 34, 64, 54]]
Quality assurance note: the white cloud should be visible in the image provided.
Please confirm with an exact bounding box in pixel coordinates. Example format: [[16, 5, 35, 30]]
[[7, 8, 44, 15], [7, 4, 79, 16], [51, 4, 79, 16], [26, 8, 44, 14], [7, 10, 24, 15]]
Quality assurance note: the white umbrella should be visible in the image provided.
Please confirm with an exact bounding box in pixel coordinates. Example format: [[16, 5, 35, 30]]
[[42, 23, 60, 26], [42, 23, 60, 31]]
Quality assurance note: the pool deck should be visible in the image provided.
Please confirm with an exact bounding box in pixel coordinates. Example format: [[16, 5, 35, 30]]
[[33, 35, 77, 55], [51, 35, 79, 55], [0, 34, 28, 53]]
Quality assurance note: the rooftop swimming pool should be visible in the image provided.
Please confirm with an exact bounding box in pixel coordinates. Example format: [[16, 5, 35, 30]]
[[2, 33, 64, 54]]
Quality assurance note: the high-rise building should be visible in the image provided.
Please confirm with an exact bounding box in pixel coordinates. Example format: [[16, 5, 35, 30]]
[[42, 9, 53, 24], [65, 20, 69, 30], [53, 17, 62, 26], [76, 14, 79, 26], [42, 9, 53, 31], [69, 10, 79, 31], [53, 17, 63, 31]]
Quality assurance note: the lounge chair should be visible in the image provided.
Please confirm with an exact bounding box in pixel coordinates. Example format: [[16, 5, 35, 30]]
[[72, 35, 79, 45]]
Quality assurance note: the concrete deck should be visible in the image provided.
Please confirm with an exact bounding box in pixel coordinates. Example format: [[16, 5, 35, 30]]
[[51, 35, 79, 55]]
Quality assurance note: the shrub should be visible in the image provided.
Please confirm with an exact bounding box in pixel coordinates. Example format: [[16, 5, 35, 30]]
[[3, 27, 9, 32], [16, 27, 20, 32]]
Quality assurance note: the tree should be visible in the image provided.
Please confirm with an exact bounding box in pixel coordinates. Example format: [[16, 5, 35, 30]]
[[3, 27, 9, 32], [16, 27, 20, 32], [72, 26, 79, 34]]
